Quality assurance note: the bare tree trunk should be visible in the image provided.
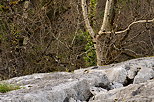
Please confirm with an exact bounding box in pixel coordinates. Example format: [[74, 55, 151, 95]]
[[96, 0, 116, 65], [82, 0, 116, 66]]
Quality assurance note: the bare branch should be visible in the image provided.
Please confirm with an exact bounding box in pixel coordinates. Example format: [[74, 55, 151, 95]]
[[81, 0, 96, 39], [98, 18, 154, 35]]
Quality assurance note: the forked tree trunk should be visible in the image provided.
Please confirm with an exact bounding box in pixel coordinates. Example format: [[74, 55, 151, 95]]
[[81, 0, 115, 66], [81, 0, 154, 66]]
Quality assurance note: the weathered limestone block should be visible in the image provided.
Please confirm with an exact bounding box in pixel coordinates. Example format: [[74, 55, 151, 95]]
[[90, 86, 107, 96], [105, 66, 127, 84], [90, 80, 154, 102], [133, 67, 154, 84]]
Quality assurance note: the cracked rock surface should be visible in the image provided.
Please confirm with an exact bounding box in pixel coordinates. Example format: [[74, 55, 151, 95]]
[[0, 57, 154, 102]]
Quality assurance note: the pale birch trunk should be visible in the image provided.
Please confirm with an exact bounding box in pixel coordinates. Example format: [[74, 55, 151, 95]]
[[96, 0, 115, 65], [99, 0, 115, 33], [81, 0, 115, 65]]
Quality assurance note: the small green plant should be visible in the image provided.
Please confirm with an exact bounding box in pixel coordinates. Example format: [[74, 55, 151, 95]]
[[83, 31, 96, 66], [0, 83, 20, 93], [76, 30, 96, 66]]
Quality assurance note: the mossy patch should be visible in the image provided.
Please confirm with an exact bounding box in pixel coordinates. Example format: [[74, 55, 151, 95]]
[[0, 83, 20, 93]]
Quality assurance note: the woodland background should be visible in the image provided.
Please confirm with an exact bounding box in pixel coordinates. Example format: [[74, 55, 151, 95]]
[[0, 0, 154, 79]]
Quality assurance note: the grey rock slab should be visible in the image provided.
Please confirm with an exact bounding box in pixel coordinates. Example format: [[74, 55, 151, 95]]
[[133, 67, 154, 84], [127, 67, 139, 79], [0, 71, 110, 102], [80, 71, 109, 87], [69, 98, 82, 102], [90, 80, 154, 102], [105, 66, 127, 84], [90, 87, 107, 96], [0, 79, 90, 102], [110, 82, 123, 89], [75, 57, 154, 84], [116, 57, 154, 69]]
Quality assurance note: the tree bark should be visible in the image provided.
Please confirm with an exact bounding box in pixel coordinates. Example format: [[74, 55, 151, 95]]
[[96, 0, 115, 65], [99, 0, 115, 33]]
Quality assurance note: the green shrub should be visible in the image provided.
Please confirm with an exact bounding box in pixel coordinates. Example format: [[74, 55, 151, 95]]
[[76, 31, 96, 66]]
